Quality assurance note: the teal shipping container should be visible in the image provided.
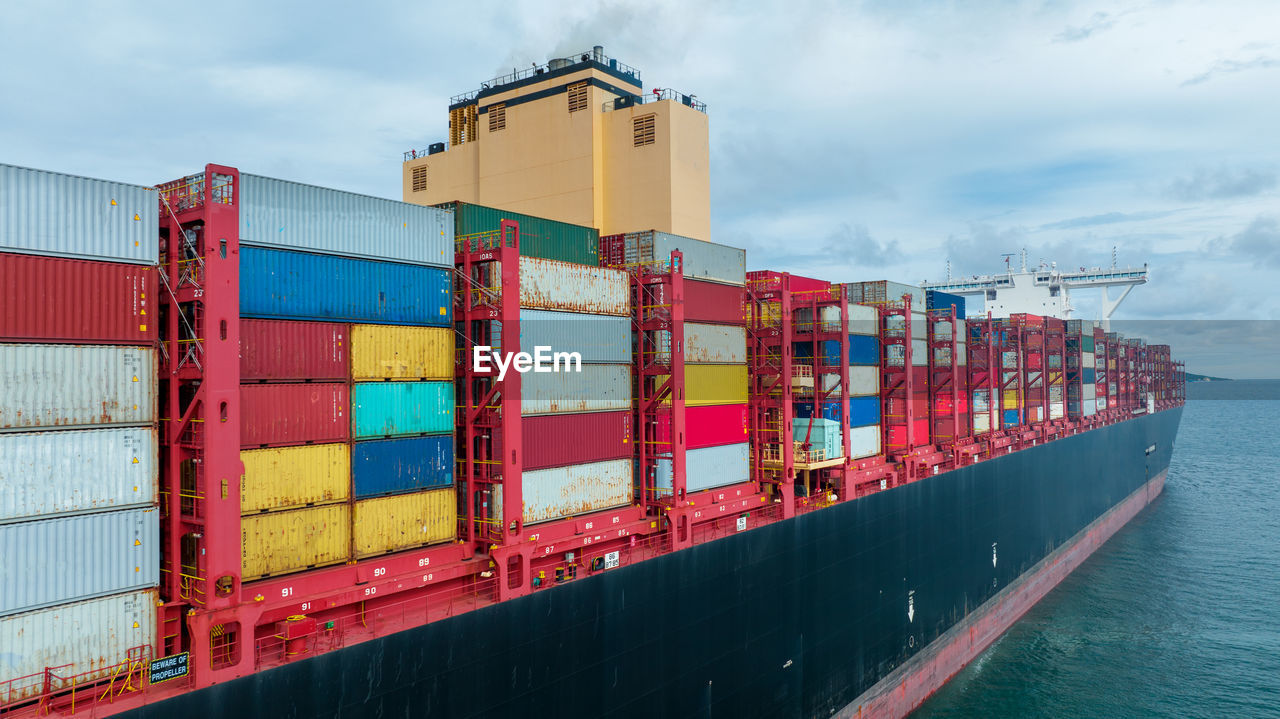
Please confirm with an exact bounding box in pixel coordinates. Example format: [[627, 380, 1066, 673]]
[[437, 201, 599, 266], [352, 382, 453, 438], [794, 418, 844, 460]]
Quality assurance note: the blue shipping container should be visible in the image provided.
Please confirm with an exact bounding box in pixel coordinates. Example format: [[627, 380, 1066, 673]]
[[793, 335, 879, 366], [352, 382, 453, 438], [793, 397, 880, 427], [1082, 368, 1096, 384], [352, 435, 453, 498], [240, 246, 451, 326], [925, 290, 966, 317], [1003, 409, 1020, 426]]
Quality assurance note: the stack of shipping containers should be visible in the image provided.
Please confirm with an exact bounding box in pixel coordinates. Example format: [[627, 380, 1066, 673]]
[[0, 165, 160, 698], [235, 174, 455, 578], [925, 289, 969, 442], [847, 280, 928, 449], [605, 230, 749, 494]]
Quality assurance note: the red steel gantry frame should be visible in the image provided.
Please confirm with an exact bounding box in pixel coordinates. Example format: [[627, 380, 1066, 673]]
[[746, 273, 796, 518], [790, 284, 850, 502]]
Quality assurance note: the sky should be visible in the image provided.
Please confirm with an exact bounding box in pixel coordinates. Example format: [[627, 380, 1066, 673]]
[[1, 1, 1276, 377]]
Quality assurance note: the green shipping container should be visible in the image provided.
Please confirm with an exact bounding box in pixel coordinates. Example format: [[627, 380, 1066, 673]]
[[1082, 336, 1096, 353], [437, 201, 599, 266], [352, 381, 453, 438]]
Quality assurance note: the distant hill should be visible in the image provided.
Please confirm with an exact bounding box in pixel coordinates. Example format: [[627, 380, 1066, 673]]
[[1186, 372, 1232, 382]]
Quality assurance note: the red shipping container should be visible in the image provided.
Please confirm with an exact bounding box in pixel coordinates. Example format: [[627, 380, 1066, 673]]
[[669, 279, 745, 326], [240, 383, 349, 448], [886, 419, 931, 450], [932, 412, 971, 442], [933, 392, 970, 414], [656, 403, 749, 450], [0, 252, 156, 344], [241, 319, 348, 381], [523, 411, 631, 470]]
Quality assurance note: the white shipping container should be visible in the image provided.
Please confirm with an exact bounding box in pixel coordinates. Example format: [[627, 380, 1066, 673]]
[[0, 163, 159, 264], [0, 427, 157, 524], [520, 364, 631, 415], [239, 173, 453, 267], [621, 230, 745, 285], [0, 508, 159, 617], [513, 459, 632, 524], [0, 590, 157, 703], [517, 256, 629, 316], [680, 323, 746, 364], [0, 344, 155, 430], [657, 442, 749, 494], [849, 424, 881, 460], [1083, 383, 1097, 400], [819, 366, 879, 397], [912, 339, 928, 366], [1082, 351, 1095, 368], [1050, 401, 1066, 419], [974, 412, 993, 434], [1083, 398, 1099, 417], [516, 309, 630, 364]]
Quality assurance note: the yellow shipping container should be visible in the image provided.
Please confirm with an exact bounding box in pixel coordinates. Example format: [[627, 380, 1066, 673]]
[[240, 444, 350, 513], [662, 364, 748, 407], [1002, 389, 1019, 408], [353, 489, 456, 558], [351, 325, 453, 380], [241, 504, 350, 579]]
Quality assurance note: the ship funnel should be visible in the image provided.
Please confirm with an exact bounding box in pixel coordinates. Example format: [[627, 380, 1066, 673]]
[[593, 45, 604, 62]]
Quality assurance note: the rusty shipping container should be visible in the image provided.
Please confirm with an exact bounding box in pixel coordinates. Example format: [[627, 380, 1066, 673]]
[[681, 323, 747, 363], [239, 383, 349, 448], [603, 230, 746, 285], [241, 504, 351, 579], [516, 256, 629, 316], [507, 459, 633, 525], [0, 590, 157, 704], [0, 163, 158, 264], [0, 427, 157, 524], [351, 324, 453, 380], [0, 253, 156, 344], [240, 319, 348, 382], [523, 411, 632, 470], [0, 344, 155, 430], [240, 444, 350, 513], [353, 489, 457, 557]]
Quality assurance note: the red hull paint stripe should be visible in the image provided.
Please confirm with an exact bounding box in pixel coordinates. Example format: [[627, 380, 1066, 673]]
[[838, 469, 1168, 719]]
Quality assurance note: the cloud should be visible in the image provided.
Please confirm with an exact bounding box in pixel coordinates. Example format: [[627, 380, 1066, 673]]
[[1040, 209, 1180, 230], [1227, 216, 1280, 266], [1181, 55, 1280, 87], [1053, 12, 1119, 43], [822, 224, 901, 267], [1163, 167, 1277, 202]]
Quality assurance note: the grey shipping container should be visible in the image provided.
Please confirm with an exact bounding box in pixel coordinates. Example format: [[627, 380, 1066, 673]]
[[516, 309, 631, 364], [0, 344, 156, 430], [681, 323, 747, 364], [0, 507, 159, 617], [0, 590, 157, 703], [845, 280, 925, 309], [619, 230, 746, 285], [238, 173, 453, 267], [0, 427, 157, 524], [499, 459, 632, 524], [657, 442, 750, 494], [0, 163, 159, 265], [521, 364, 632, 415]]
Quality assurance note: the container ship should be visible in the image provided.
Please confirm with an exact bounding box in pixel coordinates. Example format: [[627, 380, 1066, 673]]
[[0, 47, 1184, 718]]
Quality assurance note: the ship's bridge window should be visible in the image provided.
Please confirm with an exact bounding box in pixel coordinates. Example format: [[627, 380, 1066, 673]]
[[634, 114, 656, 146], [567, 82, 588, 112], [1050, 285, 1060, 296], [987, 289, 997, 300], [488, 104, 506, 132]]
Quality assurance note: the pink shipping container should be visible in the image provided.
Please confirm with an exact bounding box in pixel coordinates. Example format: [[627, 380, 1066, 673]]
[[523, 411, 631, 470], [240, 383, 349, 448], [240, 319, 348, 381], [656, 403, 749, 450], [0, 252, 155, 344]]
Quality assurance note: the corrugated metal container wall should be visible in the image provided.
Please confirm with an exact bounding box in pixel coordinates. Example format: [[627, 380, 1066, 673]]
[[518, 459, 632, 524], [0, 344, 155, 430], [818, 367, 879, 397], [849, 425, 881, 459], [794, 418, 843, 459], [239, 247, 452, 326], [657, 442, 749, 494], [440, 201, 599, 266], [681, 364, 748, 406], [517, 257, 629, 316], [240, 173, 452, 266], [240, 319, 347, 382], [351, 436, 453, 497], [655, 403, 748, 450], [681, 280, 745, 325], [241, 505, 350, 579], [0, 164, 158, 264], [794, 397, 880, 427], [521, 364, 632, 415], [624, 231, 746, 285], [239, 383, 348, 447], [351, 325, 452, 380], [353, 489, 456, 556], [792, 336, 879, 367], [0, 508, 158, 617], [0, 590, 158, 703], [845, 280, 924, 308], [0, 428, 156, 523], [240, 444, 349, 513], [352, 381, 452, 438], [523, 412, 631, 470], [682, 323, 747, 363], [517, 310, 630, 364], [925, 290, 966, 317], [0, 253, 156, 344]]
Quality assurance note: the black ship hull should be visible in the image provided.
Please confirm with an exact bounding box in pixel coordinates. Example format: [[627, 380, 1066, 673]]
[[125, 407, 1182, 719]]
